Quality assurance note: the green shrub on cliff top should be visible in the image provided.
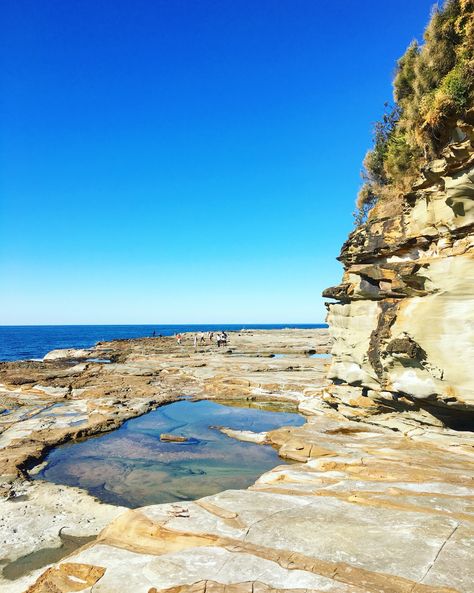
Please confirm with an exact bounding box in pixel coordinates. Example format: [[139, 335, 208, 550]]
[[355, 0, 474, 224]]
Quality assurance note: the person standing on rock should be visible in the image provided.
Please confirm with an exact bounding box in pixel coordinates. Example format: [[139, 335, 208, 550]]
[[193, 334, 198, 349]]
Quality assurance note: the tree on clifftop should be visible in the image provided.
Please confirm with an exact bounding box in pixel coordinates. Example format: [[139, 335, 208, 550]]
[[355, 0, 474, 225]]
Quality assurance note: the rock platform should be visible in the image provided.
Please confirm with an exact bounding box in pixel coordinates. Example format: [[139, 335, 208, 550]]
[[0, 329, 472, 593]]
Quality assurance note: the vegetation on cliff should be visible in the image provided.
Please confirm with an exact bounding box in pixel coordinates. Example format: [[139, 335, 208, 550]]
[[355, 0, 474, 224]]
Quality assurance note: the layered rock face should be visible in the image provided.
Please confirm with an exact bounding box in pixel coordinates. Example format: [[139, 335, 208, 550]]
[[324, 121, 474, 427]]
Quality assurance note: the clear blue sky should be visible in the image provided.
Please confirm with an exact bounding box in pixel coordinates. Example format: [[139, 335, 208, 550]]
[[1, 0, 434, 324]]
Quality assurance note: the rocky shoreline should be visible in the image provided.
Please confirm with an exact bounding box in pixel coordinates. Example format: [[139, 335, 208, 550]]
[[0, 329, 331, 592], [1, 328, 473, 593]]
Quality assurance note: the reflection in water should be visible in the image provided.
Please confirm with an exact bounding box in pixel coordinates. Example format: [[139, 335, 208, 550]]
[[33, 400, 304, 508]]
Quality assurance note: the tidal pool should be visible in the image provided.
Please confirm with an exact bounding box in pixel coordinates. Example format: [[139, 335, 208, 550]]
[[33, 399, 304, 508]]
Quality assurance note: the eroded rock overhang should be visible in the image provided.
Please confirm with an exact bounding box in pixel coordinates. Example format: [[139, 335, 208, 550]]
[[323, 122, 474, 423]]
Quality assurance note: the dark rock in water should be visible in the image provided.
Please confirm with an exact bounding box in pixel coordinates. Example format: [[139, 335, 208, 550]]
[[159, 433, 189, 443]]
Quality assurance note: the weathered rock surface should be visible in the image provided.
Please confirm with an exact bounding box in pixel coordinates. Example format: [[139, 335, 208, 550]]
[[22, 408, 474, 593], [0, 330, 329, 482], [43, 348, 98, 361], [323, 125, 474, 426], [3, 330, 472, 593], [0, 481, 124, 592], [214, 427, 269, 444], [0, 329, 331, 592]]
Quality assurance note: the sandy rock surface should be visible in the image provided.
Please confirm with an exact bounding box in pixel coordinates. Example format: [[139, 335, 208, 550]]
[[23, 409, 474, 593], [1, 329, 472, 593], [0, 481, 124, 593]]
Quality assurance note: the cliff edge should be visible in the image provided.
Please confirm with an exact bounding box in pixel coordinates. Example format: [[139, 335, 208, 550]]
[[324, 119, 474, 429], [323, 0, 473, 431]]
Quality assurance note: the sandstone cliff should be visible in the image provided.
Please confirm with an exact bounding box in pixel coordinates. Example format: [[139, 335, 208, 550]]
[[324, 117, 474, 429]]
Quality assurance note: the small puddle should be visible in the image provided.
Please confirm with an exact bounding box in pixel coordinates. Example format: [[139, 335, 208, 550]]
[[310, 353, 330, 359], [1, 533, 95, 581], [0, 404, 20, 417], [86, 358, 111, 363], [35, 404, 87, 426], [33, 400, 304, 508], [36, 403, 69, 416]]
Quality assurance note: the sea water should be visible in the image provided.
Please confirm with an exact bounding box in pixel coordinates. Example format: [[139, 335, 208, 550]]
[[0, 324, 327, 362]]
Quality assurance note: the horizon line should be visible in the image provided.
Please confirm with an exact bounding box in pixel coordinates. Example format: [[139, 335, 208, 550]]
[[0, 322, 328, 327]]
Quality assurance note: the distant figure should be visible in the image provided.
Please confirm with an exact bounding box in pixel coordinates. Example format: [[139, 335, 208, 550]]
[[152, 330, 156, 337], [193, 334, 198, 349], [200, 333, 206, 344], [209, 332, 214, 343], [217, 332, 227, 348], [176, 333, 182, 345]]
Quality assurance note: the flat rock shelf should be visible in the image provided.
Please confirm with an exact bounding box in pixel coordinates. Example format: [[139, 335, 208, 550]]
[[4, 328, 473, 593], [31, 400, 304, 508]]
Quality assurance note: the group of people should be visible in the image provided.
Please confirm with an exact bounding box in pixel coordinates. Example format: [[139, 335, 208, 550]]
[[192, 332, 207, 347], [215, 331, 228, 347], [192, 331, 229, 348], [172, 330, 229, 349], [150, 329, 230, 348]]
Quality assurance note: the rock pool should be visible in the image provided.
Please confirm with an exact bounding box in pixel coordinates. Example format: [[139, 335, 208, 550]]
[[32, 399, 304, 508]]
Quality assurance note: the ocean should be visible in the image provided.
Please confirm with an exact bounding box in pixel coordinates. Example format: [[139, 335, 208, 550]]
[[0, 324, 327, 362]]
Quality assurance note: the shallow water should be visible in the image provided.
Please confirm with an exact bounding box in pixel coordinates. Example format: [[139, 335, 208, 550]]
[[86, 358, 111, 363], [1, 533, 95, 581], [33, 400, 304, 508]]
